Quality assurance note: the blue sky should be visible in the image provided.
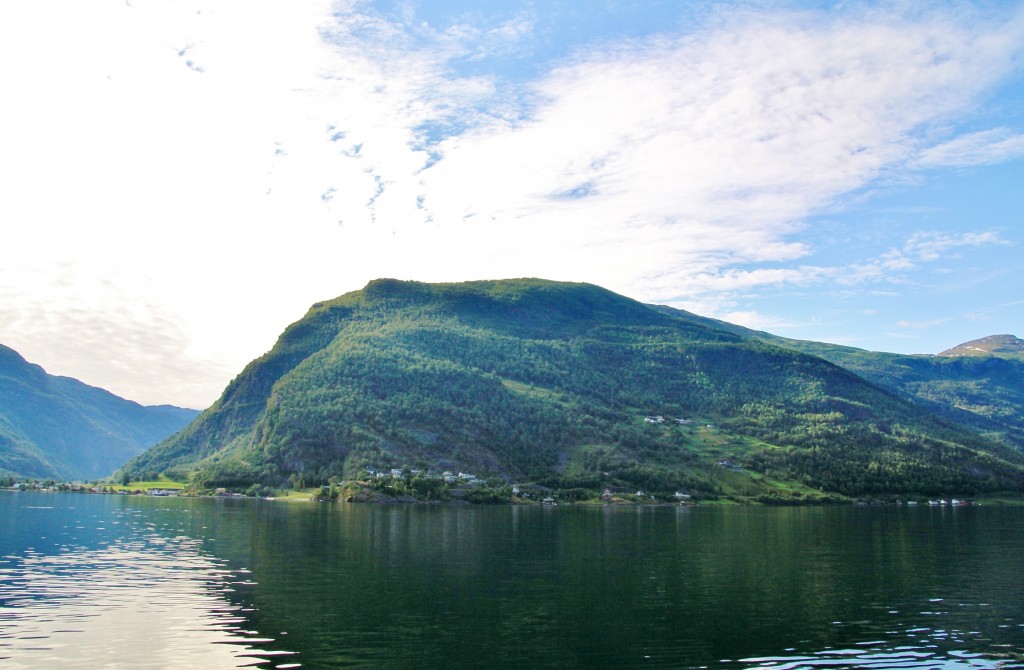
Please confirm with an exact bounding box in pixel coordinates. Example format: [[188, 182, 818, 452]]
[[1, 0, 1022, 407]]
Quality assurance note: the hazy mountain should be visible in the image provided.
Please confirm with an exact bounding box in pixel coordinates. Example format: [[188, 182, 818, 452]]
[[118, 279, 1024, 500], [0, 344, 199, 480], [939, 334, 1024, 359]]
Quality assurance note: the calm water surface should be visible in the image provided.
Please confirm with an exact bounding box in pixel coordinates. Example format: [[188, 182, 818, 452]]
[[1, 492, 1023, 669]]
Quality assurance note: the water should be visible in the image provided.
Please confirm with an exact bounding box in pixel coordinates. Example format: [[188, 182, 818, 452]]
[[2, 493, 1023, 669]]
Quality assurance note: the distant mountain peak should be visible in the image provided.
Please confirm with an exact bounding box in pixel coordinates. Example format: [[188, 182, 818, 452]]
[[939, 334, 1024, 358]]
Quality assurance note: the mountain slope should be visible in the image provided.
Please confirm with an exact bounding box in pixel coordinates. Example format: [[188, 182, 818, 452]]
[[779, 344, 1024, 452], [0, 344, 199, 480], [122, 279, 1024, 499], [649, 311, 1024, 454]]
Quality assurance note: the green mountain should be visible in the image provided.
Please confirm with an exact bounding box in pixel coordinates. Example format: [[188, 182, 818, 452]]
[[780, 342, 1024, 452], [120, 279, 1024, 500], [652, 312, 1024, 454], [0, 344, 199, 481]]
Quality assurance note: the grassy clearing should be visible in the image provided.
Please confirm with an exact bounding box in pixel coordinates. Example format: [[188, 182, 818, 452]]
[[500, 378, 562, 401], [973, 497, 1024, 506], [273, 489, 317, 502], [111, 476, 186, 492], [560, 443, 616, 477]]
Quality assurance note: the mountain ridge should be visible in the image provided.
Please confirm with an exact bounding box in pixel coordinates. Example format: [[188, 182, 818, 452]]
[[939, 334, 1024, 359], [0, 343, 199, 480]]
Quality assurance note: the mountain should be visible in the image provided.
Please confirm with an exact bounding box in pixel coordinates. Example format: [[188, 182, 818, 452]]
[[650, 314, 1024, 454], [0, 344, 199, 480], [939, 334, 1024, 359], [778, 341, 1024, 452], [119, 279, 1024, 500]]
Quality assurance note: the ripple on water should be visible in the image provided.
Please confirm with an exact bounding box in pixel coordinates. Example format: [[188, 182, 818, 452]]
[[0, 535, 296, 670], [731, 617, 1024, 670]]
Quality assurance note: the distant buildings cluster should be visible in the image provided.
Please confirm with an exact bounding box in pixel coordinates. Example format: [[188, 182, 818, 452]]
[[364, 467, 484, 486], [643, 415, 711, 427], [2, 481, 179, 496]]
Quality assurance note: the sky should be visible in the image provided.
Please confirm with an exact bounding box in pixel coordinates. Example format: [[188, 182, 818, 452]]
[[2, 0, 1023, 409]]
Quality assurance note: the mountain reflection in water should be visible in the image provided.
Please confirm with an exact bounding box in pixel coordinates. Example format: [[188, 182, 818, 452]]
[[3, 493, 1024, 669]]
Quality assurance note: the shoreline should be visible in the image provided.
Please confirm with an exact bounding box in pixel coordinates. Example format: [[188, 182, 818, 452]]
[[7, 487, 1023, 507]]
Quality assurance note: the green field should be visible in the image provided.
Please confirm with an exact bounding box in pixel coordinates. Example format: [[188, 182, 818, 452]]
[[110, 476, 186, 492]]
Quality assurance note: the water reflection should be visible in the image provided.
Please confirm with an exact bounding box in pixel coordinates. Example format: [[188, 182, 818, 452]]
[[4, 494, 1024, 669], [0, 499, 295, 669], [183, 502, 1024, 670]]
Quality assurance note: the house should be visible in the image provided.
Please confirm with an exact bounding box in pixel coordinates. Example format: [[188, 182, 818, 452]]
[[674, 491, 691, 500], [542, 497, 557, 505], [644, 415, 664, 424]]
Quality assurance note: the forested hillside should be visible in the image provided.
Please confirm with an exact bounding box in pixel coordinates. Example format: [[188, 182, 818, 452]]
[[778, 346, 1024, 452], [651, 310, 1024, 455], [119, 279, 1024, 500], [0, 344, 199, 480]]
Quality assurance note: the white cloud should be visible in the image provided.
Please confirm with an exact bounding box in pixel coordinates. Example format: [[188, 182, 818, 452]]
[[655, 229, 1006, 317], [903, 230, 1006, 261], [897, 317, 952, 330], [839, 231, 1006, 286], [1, 1, 1023, 406], [719, 311, 796, 332], [916, 128, 1024, 167], [402, 6, 1024, 300]]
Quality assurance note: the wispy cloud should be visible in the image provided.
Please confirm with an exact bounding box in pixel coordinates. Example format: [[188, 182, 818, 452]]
[[903, 231, 1006, 261], [916, 128, 1024, 167], [321, 4, 1024, 298], [839, 231, 1007, 286], [656, 229, 1007, 317], [719, 310, 798, 332], [963, 298, 1024, 322], [897, 317, 953, 329]]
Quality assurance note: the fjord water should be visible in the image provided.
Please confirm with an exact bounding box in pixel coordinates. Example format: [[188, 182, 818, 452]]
[[2, 493, 1023, 670]]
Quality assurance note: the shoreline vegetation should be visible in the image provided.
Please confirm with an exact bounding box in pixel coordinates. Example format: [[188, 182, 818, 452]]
[[4, 475, 1023, 507]]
